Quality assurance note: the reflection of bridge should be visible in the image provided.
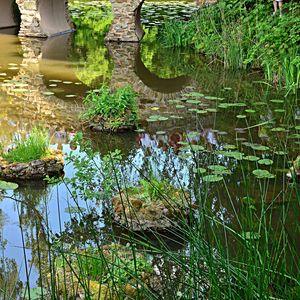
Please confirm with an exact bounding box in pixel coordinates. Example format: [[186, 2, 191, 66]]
[[0, 34, 83, 146], [0, 33, 198, 146]]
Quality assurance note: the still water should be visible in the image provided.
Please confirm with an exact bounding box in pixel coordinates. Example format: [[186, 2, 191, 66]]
[[0, 0, 299, 297]]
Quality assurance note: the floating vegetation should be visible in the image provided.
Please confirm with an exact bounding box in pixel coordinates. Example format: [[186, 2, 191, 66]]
[[0, 180, 18, 190], [203, 174, 223, 182], [252, 169, 275, 179]]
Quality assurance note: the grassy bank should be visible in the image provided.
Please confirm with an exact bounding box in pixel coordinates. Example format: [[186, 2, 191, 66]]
[[160, 0, 300, 93]]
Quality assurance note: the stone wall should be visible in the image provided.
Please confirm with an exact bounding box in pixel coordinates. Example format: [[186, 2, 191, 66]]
[[15, 0, 73, 37], [105, 0, 145, 42]]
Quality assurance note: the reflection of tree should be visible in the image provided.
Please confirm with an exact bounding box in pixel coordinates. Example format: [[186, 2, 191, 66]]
[[141, 28, 196, 79], [0, 258, 23, 299], [69, 3, 113, 87], [13, 185, 51, 288]]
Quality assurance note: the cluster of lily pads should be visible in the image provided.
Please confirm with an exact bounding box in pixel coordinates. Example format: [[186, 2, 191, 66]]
[[141, 90, 299, 182], [141, 1, 198, 28]]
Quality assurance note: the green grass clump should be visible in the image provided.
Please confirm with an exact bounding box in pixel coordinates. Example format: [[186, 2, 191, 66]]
[[82, 85, 139, 130], [2, 128, 50, 163]]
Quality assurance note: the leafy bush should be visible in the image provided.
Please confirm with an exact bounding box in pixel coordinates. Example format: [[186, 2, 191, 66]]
[[81, 85, 139, 130], [2, 128, 50, 163]]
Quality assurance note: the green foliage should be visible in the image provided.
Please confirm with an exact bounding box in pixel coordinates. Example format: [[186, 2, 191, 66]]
[[82, 85, 139, 130], [2, 128, 50, 163], [160, 0, 300, 92]]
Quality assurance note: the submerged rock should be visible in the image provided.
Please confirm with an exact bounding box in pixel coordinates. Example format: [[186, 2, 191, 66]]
[[52, 244, 158, 300], [0, 149, 64, 180], [112, 186, 191, 231]]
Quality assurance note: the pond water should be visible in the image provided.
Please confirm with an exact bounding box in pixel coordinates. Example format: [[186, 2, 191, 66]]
[[0, 0, 299, 297]]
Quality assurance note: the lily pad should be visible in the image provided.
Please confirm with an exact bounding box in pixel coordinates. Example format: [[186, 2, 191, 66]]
[[203, 175, 223, 182], [258, 159, 273, 165], [252, 169, 275, 179], [243, 155, 260, 161], [250, 144, 270, 151], [223, 144, 236, 150], [0, 180, 19, 190], [193, 167, 206, 174]]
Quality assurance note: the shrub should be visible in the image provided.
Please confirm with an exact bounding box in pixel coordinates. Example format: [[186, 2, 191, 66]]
[[81, 85, 139, 130], [2, 128, 50, 163]]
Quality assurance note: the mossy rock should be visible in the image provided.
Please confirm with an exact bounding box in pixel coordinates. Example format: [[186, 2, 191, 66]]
[[0, 149, 64, 180], [112, 186, 191, 231]]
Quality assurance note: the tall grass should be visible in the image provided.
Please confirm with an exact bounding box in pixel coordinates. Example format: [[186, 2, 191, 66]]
[[159, 0, 300, 92], [2, 128, 49, 163], [21, 132, 296, 299]]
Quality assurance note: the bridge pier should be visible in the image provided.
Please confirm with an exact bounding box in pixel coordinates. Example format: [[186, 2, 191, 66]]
[[0, 0, 73, 37], [105, 0, 145, 42]]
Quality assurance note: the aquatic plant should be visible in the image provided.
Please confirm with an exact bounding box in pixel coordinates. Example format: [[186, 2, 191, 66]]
[[81, 85, 139, 131], [1, 128, 50, 163]]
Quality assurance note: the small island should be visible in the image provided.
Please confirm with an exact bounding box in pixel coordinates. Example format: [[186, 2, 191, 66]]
[[82, 85, 139, 133], [112, 178, 191, 231], [0, 128, 64, 180]]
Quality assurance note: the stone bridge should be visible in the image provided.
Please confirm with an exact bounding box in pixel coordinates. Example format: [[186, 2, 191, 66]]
[[0, 0, 73, 37], [0, 0, 215, 40]]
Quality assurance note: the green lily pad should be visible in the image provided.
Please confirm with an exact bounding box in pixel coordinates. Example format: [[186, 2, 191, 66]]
[[216, 151, 244, 160], [258, 159, 273, 165], [186, 99, 201, 104], [252, 169, 275, 179], [208, 165, 227, 172], [206, 108, 218, 113], [196, 110, 208, 114], [250, 144, 270, 151], [223, 144, 236, 150], [270, 99, 284, 103], [185, 92, 204, 98], [203, 175, 223, 182], [271, 127, 286, 132], [0, 180, 19, 190], [274, 151, 287, 155], [193, 167, 206, 174], [189, 145, 205, 152], [243, 155, 260, 161]]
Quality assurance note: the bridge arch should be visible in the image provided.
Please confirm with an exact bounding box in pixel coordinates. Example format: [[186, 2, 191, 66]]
[[0, 0, 73, 37]]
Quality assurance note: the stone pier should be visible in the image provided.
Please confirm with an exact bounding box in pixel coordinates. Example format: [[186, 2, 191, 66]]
[[105, 0, 145, 42], [0, 0, 73, 38]]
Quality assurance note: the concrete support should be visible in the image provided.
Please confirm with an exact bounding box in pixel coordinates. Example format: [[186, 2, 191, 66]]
[[106, 0, 145, 42]]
